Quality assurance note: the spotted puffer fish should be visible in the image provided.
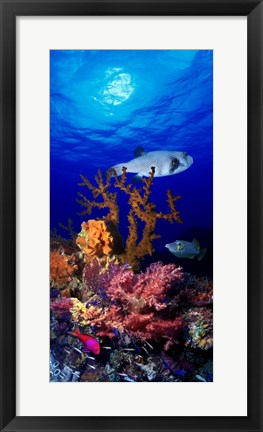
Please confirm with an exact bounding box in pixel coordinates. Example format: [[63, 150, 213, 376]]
[[111, 146, 193, 180], [165, 239, 207, 261]]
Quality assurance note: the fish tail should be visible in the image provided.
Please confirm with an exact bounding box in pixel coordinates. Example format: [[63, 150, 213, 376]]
[[68, 331, 77, 337], [198, 248, 207, 261], [69, 325, 81, 337], [192, 238, 200, 250]]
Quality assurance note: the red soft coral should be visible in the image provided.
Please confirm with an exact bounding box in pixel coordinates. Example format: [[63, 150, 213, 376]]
[[106, 261, 183, 313], [131, 262, 183, 311], [92, 262, 185, 347], [143, 317, 184, 341], [123, 312, 154, 331], [106, 266, 136, 303]]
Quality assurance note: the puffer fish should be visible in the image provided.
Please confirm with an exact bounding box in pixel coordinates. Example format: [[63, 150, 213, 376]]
[[69, 326, 100, 355], [165, 239, 207, 261], [111, 146, 193, 180]]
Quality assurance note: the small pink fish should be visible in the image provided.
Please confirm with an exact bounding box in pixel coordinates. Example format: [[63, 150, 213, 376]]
[[69, 326, 100, 355]]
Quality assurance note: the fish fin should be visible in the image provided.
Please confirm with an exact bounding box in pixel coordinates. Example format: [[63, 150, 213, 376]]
[[192, 238, 200, 250], [133, 146, 146, 158], [189, 255, 195, 259], [68, 331, 78, 337], [110, 163, 126, 177], [198, 248, 207, 261], [69, 325, 81, 337], [74, 325, 81, 333], [132, 174, 143, 184]]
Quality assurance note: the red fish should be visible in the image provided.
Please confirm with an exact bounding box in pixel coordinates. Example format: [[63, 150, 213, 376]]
[[69, 326, 100, 355]]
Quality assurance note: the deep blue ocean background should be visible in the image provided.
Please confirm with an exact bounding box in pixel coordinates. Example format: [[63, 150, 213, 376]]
[[50, 50, 213, 277]]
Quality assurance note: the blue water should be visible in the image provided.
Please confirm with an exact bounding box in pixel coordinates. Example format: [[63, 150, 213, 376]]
[[50, 50, 213, 276]]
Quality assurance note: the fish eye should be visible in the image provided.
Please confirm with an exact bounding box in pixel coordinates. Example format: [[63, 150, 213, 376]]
[[170, 157, 180, 172], [177, 242, 183, 251]]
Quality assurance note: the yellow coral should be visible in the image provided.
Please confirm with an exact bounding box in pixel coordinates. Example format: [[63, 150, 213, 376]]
[[76, 219, 113, 260], [69, 298, 124, 335], [70, 298, 103, 326]]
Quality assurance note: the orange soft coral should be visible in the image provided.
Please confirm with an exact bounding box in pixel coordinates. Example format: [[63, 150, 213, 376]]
[[76, 219, 114, 260], [50, 250, 77, 287]]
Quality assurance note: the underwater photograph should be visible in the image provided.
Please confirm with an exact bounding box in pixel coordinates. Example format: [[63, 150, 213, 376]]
[[50, 50, 213, 383]]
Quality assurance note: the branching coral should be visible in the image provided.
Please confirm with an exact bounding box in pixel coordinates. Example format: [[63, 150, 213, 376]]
[[77, 170, 119, 225], [76, 219, 114, 260], [77, 167, 182, 270], [58, 218, 77, 241], [113, 167, 182, 270], [50, 250, 78, 287]]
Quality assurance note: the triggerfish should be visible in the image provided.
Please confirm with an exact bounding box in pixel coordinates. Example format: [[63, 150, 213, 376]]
[[69, 326, 100, 355], [111, 146, 193, 180], [165, 239, 207, 261]]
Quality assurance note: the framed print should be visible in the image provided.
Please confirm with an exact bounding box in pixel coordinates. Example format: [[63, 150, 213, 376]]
[[49, 48, 213, 383], [0, 1, 262, 432]]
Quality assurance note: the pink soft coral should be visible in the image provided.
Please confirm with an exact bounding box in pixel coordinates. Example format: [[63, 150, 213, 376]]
[[90, 262, 185, 347], [106, 261, 183, 312], [50, 297, 73, 320]]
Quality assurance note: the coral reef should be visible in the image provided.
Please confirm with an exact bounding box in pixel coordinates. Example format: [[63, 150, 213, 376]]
[[50, 297, 73, 321], [184, 307, 213, 350], [77, 167, 182, 270], [50, 353, 81, 382], [80, 365, 110, 382], [55, 262, 186, 347], [50, 164, 213, 382]]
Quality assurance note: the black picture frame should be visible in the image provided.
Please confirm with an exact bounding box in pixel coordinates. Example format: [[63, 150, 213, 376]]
[[0, 1, 262, 431]]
